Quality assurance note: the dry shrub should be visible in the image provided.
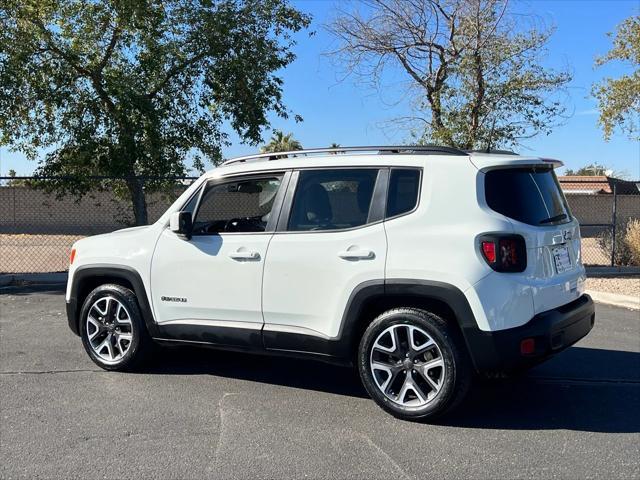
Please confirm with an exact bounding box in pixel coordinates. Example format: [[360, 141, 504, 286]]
[[599, 218, 640, 266], [624, 219, 640, 266]]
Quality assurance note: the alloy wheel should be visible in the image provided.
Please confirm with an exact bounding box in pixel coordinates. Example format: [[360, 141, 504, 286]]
[[369, 324, 446, 408], [86, 296, 134, 364]]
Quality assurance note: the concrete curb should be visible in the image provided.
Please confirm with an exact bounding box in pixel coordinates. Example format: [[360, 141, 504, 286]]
[[0, 272, 68, 287], [586, 289, 640, 311], [585, 266, 640, 277]]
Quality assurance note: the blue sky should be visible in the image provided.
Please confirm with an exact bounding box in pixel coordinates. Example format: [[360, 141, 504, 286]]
[[1, 0, 638, 178]]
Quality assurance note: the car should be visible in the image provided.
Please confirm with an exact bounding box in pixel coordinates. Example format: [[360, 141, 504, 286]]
[[65, 145, 595, 421]]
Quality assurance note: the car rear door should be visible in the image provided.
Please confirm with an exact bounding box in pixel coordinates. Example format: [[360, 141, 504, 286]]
[[261, 167, 388, 352]]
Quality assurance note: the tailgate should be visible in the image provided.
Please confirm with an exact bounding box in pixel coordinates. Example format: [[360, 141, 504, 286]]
[[483, 165, 586, 313], [524, 220, 586, 313]]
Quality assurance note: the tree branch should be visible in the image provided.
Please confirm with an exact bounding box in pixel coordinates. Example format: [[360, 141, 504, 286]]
[[146, 52, 208, 99], [96, 23, 121, 73], [29, 18, 118, 117]]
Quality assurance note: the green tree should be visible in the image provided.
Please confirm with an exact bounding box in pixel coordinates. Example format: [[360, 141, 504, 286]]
[[564, 163, 629, 179], [5, 168, 25, 186], [564, 164, 609, 176], [592, 15, 640, 141], [0, 0, 310, 224], [328, 0, 571, 150], [260, 130, 303, 153], [328, 142, 342, 154]]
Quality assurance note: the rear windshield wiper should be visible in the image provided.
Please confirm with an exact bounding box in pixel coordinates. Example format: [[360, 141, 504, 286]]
[[539, 213, 568, 224]]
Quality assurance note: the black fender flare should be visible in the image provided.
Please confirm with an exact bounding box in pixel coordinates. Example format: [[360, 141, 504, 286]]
[[66, 264, 159, 337], [337, 279, 484, 370]]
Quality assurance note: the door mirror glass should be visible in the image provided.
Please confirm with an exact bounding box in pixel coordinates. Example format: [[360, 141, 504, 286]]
[[170, 211, 193, 239]]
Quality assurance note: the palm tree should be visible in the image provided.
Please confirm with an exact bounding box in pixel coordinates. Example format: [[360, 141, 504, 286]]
[[6, 168, 25, 186], [260, 130, 303, 154], [328, 143, 343, 154]]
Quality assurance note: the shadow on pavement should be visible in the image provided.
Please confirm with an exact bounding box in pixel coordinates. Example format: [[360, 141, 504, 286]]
[[442, 347, 639, 433], [0, 283, 66, 295], [144, 345, 639, 433], [145, 345, 369, 398]]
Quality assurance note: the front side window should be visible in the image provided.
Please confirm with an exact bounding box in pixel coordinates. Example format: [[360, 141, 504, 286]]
[[182, 188, 201, 214], [288, 169, 379, 231], [193, 176, 283, 234], [386, 168, 421, 218]]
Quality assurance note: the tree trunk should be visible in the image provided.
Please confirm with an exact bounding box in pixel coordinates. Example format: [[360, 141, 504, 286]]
[[126, 177, 148, 226], [468, 10, 485, 150]]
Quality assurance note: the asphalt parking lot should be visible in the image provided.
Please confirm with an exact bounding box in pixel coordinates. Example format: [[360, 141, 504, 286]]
[[1, 286, 639, 479]]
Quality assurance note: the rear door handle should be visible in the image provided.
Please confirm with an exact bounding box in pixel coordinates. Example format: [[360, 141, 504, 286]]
[[229, 250, 260, 260], [338, 248, 375, 260]]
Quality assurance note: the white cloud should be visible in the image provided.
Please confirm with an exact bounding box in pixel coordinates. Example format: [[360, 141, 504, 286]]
[[576, 108, 599, 116]]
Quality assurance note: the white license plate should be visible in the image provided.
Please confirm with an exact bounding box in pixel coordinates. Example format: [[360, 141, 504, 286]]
[[553, 245, 572, 273]]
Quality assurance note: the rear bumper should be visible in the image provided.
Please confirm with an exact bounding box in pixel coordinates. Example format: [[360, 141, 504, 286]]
[[464, 294, 595, 373]]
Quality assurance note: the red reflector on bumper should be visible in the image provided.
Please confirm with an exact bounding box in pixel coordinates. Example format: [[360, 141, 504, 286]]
[[520, 338, 536, 355]]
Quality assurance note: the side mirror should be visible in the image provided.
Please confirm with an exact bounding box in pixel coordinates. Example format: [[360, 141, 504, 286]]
[[169, 211, 193, 240]]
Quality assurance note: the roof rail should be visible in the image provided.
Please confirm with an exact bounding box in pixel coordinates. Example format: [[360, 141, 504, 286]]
[[466, 149, 517, 155], [222, 145, 467, 166]]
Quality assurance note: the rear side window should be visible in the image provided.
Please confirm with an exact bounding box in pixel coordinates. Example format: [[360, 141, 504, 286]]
[[386, 169, 420, 217], [288, 169, 379, 231], [485, 168, 570, 226]]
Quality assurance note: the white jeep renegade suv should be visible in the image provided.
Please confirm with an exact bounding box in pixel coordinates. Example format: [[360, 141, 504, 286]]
[[66, 146, 595, 421]]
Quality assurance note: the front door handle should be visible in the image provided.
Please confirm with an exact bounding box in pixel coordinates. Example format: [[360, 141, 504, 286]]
[[338, 248, 375, 260], [229, 250, 260, 260]]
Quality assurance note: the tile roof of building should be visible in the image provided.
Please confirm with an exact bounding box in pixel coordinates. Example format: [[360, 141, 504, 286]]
[[558, 176, 612, 194]]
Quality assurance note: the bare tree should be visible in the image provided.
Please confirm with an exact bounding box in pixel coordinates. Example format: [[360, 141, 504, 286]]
[[328, 0, 571, 150]]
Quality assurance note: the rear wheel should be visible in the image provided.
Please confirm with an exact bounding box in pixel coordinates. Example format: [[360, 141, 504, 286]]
[[358, 308, 472, 421], [80, 284, 152, 371]]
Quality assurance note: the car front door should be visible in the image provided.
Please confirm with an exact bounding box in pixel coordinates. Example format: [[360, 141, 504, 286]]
[[151, 172, 289, 347], [261, 168, 388, 353]]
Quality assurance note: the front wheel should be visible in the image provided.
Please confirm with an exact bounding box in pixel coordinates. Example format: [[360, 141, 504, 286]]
[[357, 308, 472, 421], [79, 284, 152, 371]]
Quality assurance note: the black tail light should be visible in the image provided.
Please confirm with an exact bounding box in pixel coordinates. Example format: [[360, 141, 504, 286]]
[[479, 234, 527, 272]]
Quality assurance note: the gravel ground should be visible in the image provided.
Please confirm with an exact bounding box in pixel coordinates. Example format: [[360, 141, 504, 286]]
[[581, 237, 611, 266], [586, 276, 640, 298], [0, 234, 84, 273]]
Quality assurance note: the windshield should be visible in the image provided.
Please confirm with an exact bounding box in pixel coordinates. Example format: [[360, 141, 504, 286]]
[[484, 167, 571, 226]]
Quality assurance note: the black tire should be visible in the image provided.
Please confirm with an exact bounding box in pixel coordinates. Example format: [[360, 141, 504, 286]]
[[357, 308, 472, 421], [79, 284, 152, 371]]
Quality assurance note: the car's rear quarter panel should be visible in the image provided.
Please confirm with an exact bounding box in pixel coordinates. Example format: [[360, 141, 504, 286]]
[[384, 157, 512, 331]]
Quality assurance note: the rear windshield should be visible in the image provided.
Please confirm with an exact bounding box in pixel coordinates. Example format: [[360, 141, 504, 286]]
[[484, 167, 571, 226]]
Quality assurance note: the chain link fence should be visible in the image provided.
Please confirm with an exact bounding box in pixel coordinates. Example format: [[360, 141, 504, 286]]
[[1, 176, 639, 274], [560, 182, 640, 266], [0, 176, 197, 274]]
